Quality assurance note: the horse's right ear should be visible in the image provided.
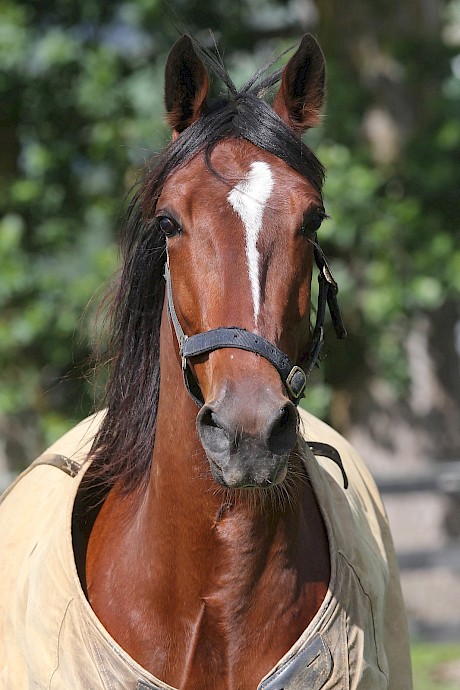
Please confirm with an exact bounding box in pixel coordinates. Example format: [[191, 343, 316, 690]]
[[164, 35, 209, 138]]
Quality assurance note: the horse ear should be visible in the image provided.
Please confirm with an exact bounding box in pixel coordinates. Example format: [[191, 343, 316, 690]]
[[164, 35, 209, 136], [273, 34, 325, 135]]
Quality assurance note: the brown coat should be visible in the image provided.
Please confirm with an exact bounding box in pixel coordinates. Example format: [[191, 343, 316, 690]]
[[0, 410, 412, 689]]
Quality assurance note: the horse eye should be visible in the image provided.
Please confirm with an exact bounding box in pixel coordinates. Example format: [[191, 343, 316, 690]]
[[157, 215, 181, 237], [302, 209, 327, 235]]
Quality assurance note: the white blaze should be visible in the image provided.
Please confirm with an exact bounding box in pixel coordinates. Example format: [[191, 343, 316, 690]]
[[227, 161, 274, 323]]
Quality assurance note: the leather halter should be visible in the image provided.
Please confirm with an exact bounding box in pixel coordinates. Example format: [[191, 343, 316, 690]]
[[164, 233, 346, 407]]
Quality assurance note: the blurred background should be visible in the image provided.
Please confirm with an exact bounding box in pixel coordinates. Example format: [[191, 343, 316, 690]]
[[1, 0, 459, 686]]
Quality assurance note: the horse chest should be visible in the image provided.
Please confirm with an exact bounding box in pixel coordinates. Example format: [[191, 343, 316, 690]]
[[86, 492, 329, 690], [132, 596, 325, 690]]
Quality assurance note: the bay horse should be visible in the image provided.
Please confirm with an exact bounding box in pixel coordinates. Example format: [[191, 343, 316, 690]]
[[0, 35, 412, 690]]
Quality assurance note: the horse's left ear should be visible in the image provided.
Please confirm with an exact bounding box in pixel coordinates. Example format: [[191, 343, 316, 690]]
[[164, 35, 209, 137], [273, 34, 325, 135]]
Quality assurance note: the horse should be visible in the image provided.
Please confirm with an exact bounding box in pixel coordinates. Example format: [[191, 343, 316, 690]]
[[0, 34, 412, 690]]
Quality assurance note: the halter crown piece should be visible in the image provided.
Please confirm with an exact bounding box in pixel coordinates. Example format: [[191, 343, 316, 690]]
[[164, 232, 346, 407]]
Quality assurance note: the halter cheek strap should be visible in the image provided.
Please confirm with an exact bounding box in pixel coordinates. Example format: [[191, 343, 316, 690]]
[[301, 240, 347, 381], [164, 235, 346, 407]]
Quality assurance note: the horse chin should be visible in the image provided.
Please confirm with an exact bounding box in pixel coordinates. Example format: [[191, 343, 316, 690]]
[[206, 453, 289, 490]]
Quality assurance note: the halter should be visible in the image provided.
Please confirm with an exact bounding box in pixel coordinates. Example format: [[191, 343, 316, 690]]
[[164, 233, 346, 407]]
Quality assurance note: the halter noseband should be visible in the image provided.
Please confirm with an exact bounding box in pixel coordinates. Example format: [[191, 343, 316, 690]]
[[164, 234, 346, 407]]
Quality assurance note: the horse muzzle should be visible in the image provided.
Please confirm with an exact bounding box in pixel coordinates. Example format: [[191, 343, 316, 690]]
[[196, 398, 298, 489]]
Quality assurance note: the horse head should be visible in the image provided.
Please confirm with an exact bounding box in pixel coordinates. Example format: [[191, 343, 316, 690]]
[[155, 35, 329, 489]]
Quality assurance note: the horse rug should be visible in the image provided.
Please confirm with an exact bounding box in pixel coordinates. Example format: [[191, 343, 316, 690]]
[[0, 409, 412, 689]]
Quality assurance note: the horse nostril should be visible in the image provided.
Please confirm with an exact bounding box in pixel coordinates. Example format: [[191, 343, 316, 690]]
[[279, 405, 290, 428], [267, 403, 298, 456], [211, 411, 223, 429], [196, 406, 230, 455], [200, 407, 223, 431]]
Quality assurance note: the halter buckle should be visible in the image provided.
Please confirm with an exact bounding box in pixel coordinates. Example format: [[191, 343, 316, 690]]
[[180, 335, 188, 369], [285, 366, 307, 400]]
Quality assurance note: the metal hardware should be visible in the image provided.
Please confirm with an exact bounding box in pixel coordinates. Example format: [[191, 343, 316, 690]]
[[285, 366, 307, 399]]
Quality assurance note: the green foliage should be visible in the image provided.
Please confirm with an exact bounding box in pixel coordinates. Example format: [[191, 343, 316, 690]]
[[306, 13, 460, 401]]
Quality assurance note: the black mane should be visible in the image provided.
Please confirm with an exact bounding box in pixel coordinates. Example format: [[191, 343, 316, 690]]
[[87, 44, 325, 493]]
